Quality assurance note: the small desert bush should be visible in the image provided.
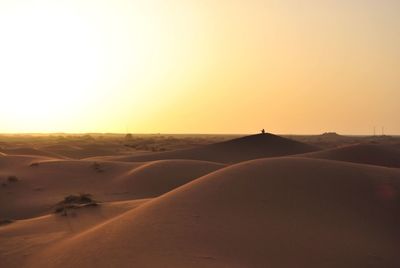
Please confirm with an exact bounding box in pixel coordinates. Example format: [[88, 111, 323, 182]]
[[54, 193, 99, 216], [125, 133, 133, 140], [7, 176, 18, 182], [92, 162, 104, 173]]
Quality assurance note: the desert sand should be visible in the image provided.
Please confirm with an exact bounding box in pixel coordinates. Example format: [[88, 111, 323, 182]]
[[100, 133, 319, 163], [1, 133, 400, 267], [301, 143, 400, 168]]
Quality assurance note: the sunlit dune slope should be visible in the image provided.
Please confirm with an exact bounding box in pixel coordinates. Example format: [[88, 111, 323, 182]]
[[103, 133, 319, 163], [0, 157, 223, 219], [31, 158, 400, 268], [301, 143, 400, 168]]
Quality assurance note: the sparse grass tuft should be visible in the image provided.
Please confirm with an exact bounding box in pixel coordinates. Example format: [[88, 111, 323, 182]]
[[92, 162, 104, 173], [54, 193, 99, 216]]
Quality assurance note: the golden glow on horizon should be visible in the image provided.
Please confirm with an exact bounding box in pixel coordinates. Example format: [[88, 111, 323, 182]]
[[0, 7, 99, 130], [0, 0, 399, 134]]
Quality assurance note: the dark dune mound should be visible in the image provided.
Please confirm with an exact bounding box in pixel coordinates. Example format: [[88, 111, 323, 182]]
[[32, 158, 400, 268], [302, 143, 400, 168], [320, 132, 342, 138], [107, 133, 319, 163]]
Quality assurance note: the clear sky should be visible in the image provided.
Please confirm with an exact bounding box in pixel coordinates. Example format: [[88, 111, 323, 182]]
[[0, 0, 399, 134]]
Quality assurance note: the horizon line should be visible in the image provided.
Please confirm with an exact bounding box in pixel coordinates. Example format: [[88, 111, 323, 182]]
[[0, 132, 398, 137]]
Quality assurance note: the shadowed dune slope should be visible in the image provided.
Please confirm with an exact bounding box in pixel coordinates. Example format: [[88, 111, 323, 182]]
[[103, 133, 319, 163], [83, 151, 153, 162], [0, 154, 58, 169], [0, 157, 223, 219], [39, 144, 130, 159], [31, 158, 400, 268], [0, 147, 66, 159], [0, 199, 151, 268], [302, 143, 400, 168], [115, 160, 225, 198]]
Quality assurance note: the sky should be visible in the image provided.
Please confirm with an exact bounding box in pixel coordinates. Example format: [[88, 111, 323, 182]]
[[0, 0, 399, 134]]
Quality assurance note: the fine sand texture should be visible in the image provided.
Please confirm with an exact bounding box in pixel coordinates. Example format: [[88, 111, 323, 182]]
[[0, 157, 223, 220], [301, 143, 400, 168], [22, 158, 400, 268], [1, 133, 399, 267]]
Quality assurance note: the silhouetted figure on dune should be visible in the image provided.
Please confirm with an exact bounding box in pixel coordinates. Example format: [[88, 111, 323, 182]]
[[261, 129, 265, 134]]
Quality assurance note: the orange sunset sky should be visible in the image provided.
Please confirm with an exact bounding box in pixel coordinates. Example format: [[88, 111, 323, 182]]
[[0, 0, 399, 134]]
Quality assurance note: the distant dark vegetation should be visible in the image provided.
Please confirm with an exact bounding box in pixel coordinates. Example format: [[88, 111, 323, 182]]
[[0, 133, 239, 157], [123, 135, 237, 152], [0, 133, 399, 157], [286, 133, 400, 149]]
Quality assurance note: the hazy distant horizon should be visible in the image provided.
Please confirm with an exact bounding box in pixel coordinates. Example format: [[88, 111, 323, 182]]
[[1, 1, 399, 134], [0, 131, 398, 137]]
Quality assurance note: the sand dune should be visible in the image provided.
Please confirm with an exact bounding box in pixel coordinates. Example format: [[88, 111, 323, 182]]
[[0, 158, 140, 219], [0, 199, 150, 268], [115, 160, 225, 198], [302, 143, 400, 168], [27, 158, 400, 268], [83, 150, 153, 162], [2, 135, 400, 268], [101, 133, 319, 163], [0, 157, 223, 219], [39, 143, 131, 159], [0, 147, 66, 159], [0, 154, 58, 169]]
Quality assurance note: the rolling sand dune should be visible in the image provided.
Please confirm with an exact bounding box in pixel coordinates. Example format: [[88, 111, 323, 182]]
[[0, 147, 66, 159], [0, 154, 58, 169], [0, 158, 139, 219], [302, 143, 400, 168], [115, 160, 225, 198], [0, 199, 150, 268], [36, 144, 83, 158], [100, 133, 319, 163], [83, 150, 153, 162], [25, 158, 400, 268], [0, 157, 223, 219], [39, 143, 131, 159], [1, 135, 400, 268]]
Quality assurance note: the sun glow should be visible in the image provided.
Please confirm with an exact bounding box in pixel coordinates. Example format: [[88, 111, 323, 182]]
[[0, 1, 207, 133], [0, 5, 103, 131], [0, 1, 399, 134]]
